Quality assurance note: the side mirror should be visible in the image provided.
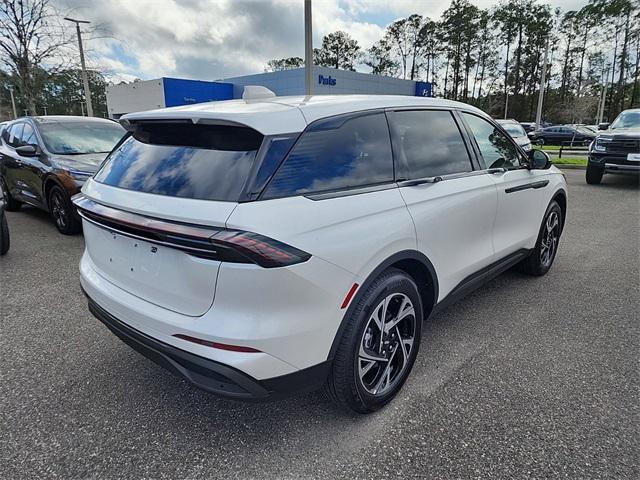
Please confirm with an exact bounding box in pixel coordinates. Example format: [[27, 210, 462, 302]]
[[15, 144, 40, 157], [528, 149, 551, 169], [597, 122, 610, 131]]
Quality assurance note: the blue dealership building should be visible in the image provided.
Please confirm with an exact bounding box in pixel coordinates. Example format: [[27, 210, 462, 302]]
[[106, 66, 432, 118]]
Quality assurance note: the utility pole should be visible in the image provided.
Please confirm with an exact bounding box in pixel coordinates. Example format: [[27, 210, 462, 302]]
[[304, 0, 313, 96], [598, 73, 609, 124], [64, 17, 94, 117], [504, 89, 509, 119], [43, 106, 48, 115], [8, 85, 17, 119], [535, 39, 550, 127]]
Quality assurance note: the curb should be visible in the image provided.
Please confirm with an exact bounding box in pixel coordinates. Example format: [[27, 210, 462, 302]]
[[555, 164, 586, 170]]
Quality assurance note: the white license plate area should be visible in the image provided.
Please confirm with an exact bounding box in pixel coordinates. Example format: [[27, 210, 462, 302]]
[[105, 232, 162, 279], [83, 222, 219, 316]]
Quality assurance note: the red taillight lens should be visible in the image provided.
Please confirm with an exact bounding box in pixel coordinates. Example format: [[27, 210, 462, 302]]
[[210, 230, 311, 268], [173, 334, 261, 353]]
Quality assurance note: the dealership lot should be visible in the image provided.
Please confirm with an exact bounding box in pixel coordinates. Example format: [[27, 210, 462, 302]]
[[0, 169, 638, 479]]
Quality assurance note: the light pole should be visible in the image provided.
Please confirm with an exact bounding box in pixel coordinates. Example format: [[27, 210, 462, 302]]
[[64, 17, 94, 117], [304, 0, 313, 96], [7, 85, 17, 119], [535, 38, 550, 127]]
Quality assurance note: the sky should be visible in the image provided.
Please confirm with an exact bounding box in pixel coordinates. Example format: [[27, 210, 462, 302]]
[[53, 0, 589, 83]]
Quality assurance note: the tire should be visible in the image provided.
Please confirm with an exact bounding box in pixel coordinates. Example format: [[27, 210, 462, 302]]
[[586, 164, 603, 185], [48, 185, 81, 235], [0, 211, 9, 255], [518, 200, 563, 276], [536, 138, 545, 145], [0, 177, 22, 211], [325, 268, 423, 413]]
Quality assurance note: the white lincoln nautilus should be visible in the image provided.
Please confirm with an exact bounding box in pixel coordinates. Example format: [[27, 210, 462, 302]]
[[76, 90, 567, 413]]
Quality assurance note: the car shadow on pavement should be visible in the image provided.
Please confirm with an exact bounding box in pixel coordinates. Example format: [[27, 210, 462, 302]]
[[594, 174, 639, 190]]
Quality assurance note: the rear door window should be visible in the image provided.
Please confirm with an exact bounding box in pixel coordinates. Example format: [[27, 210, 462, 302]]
[[262, 112, 393, 199], [387, 109, 472, 179], [94, 123, 263, 202]]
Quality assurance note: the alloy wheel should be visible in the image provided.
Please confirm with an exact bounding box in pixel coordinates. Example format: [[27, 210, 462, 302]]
[[50, 190, 68, 230], [540, 211, 559, 267], [358, 293, 416, 396]]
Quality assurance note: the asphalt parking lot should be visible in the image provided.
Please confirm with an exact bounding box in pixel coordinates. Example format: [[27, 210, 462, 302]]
[[0, 169, 638, 479]]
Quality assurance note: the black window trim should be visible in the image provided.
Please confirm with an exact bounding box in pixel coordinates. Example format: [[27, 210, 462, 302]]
[[238, 131, 301, 203], [456, 109, 529, 172], [258, 108, 398, 202]]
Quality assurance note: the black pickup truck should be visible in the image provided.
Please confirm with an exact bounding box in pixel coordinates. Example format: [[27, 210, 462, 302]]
[[587, 109, 640, 184]]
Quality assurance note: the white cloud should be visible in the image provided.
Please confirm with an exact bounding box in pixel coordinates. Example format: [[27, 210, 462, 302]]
[[53, 0, 588, 82]]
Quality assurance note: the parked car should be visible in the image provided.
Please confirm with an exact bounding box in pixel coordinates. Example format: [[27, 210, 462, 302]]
[[0, 116, 125, 234], [0, 178, 9, 255], [76, 92, 567, 413], [587, 109, 640, 184], [519, 122, 539, 133], [528, 125, 596, 146], [496, 119, 533, 151]]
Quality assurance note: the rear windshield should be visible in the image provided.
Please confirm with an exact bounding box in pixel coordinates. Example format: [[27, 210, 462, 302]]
[[94, 123, 263, 202]]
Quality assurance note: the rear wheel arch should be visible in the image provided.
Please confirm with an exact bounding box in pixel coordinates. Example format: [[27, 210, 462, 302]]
[[327, 250, 438, 361]]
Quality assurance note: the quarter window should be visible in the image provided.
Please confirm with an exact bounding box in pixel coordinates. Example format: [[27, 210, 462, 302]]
[[388, 110, 472, 179], [462, 113, 522, 170], [263, 112, 393, 199]]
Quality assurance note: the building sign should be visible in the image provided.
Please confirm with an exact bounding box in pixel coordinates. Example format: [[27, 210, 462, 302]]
[[415, 81, 432, 97], [318, 74, 337, 86]]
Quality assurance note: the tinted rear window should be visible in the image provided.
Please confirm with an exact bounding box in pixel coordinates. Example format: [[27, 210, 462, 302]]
[[263, 112, 393, 199], [94, 124, 263, 202], [388, 110, 472, 179]]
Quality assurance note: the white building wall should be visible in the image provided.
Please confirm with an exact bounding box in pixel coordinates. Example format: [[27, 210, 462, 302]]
[[106, 79, 166, 118], [224, 66, 416, 98]]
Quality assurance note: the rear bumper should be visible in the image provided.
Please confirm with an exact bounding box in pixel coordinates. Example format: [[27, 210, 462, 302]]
[[86, 295, 330, 401]]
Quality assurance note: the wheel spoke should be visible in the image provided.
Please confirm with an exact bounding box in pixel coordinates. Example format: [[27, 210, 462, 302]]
[[372, 346, 397, 394], [359, 343, 389, 363], [384, 304, 414, 333]]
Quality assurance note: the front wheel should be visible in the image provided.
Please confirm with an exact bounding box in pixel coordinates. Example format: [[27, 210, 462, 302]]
[[518, 201, 563, 276], [325, 269, 423, 413], [0, 211, 9, 255], [586, 164, 603, 185], [48, 185, 81, 235]]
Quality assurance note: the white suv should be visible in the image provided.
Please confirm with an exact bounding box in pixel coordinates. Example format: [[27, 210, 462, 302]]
[[76, 93, 567, 413]]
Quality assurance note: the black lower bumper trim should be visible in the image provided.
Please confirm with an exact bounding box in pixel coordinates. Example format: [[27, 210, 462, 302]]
[[86, 296, 330, 401]]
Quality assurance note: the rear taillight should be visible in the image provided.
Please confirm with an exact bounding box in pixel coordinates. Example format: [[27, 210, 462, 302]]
[[73, 195, 311, 269], [211, 229, 310, 268]]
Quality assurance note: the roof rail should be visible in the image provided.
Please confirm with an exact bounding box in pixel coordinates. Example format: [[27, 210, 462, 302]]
[[242, 85, 276, 101]]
